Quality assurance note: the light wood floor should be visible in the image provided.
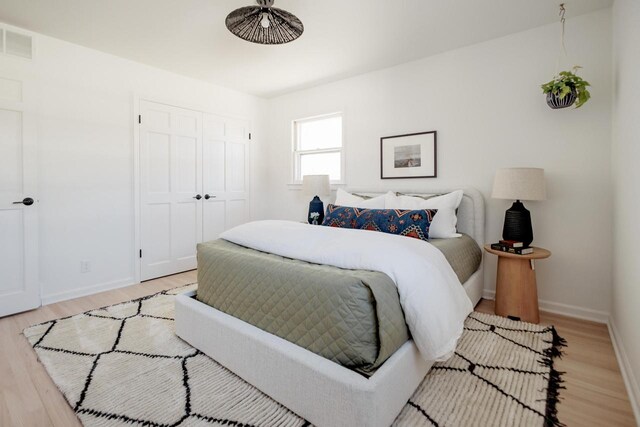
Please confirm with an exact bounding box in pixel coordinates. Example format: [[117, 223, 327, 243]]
[[0, 270, 636, 426]]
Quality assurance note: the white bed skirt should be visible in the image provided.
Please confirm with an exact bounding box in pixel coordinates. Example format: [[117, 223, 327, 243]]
[[175, 290, 434, 427]]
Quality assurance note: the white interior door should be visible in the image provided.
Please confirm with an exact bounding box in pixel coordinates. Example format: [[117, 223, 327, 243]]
[[0, 76, 39, 317], [202, 114, 250, 242], [140, 101, 203, 281]]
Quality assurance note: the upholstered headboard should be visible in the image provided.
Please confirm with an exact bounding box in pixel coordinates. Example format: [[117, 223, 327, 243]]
[[342, 187, 485, 248]]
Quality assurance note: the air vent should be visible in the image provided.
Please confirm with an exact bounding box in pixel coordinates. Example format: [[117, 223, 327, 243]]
[[5, 29, 32, 59], [0, 25, 33, 60]]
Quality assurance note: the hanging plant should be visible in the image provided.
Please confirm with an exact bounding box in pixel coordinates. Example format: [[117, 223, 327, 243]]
[[542, 4, 592, 109], [541, 66, 591, 109]]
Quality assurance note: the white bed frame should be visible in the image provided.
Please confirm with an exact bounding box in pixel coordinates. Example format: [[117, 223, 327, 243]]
[[175, 187, 484, 427]]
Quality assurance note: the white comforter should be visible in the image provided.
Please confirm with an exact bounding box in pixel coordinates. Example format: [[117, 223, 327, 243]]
[[220, 220, 473, 361]]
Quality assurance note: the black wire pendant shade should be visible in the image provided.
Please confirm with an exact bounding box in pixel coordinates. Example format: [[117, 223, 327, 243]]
[[226, 0, 303, 45]]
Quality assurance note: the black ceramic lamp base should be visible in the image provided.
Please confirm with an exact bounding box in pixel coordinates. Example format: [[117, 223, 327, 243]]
[[308, 195, 324, 225], [502, 200, 533, 247]]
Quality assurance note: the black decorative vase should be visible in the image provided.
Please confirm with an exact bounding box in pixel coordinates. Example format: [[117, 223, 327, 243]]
[[308, 196, 324, 225], [546, 89, 577, 109], [502, 200, 533, 247]]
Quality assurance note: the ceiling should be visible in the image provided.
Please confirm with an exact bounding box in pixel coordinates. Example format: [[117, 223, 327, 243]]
[[0, 0, 612, 98]]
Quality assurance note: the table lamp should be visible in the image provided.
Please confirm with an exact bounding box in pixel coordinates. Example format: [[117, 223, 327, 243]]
[[302, 174, 330, 224], [491, 168, 546, 247]]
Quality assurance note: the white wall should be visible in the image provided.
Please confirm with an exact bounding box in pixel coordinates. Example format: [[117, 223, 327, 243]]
[[0, 9, 618, 324], [0, 26, 268, 304], [264, 9, 613, 318], [611, 0, 640, 417]]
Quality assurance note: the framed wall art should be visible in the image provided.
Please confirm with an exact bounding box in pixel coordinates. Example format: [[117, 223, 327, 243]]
[[380, 131, 437, 179]]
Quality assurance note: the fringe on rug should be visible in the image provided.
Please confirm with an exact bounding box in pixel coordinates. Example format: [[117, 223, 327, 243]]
[[541, 326, 567, 427]]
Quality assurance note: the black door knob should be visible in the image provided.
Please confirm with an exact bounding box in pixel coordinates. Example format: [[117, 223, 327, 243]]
[[13, 197, 34, 206], [204, 194, 216, 200], [193, 194, 202, 200]]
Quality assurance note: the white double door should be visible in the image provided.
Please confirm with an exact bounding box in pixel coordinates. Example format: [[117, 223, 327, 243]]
[[0, 75, 39, 317], [140, 101, 250, 281]]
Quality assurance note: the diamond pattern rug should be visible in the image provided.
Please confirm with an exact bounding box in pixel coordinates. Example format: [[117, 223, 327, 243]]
[[23, 284, 565, 427]]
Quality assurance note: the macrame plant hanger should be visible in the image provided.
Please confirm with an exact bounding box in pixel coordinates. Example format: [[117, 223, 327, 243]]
[[543, 2, 591, 109], [554, 3, 569, 77]]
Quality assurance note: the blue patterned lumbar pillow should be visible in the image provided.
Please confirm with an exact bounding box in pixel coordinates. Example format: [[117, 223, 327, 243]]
[[321, 204, 438, 241]]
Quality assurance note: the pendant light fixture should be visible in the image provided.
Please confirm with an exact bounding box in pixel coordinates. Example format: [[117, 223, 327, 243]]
[[226, 0, 304, 45]]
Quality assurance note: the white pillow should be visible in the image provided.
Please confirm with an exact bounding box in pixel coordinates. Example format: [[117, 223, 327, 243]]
[[334, 188, 387, 209], [385, 190, 464, 239]]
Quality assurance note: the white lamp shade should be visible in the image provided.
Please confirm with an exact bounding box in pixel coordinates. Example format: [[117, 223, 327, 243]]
[[492, 168, 546, 201], [302, 174, 330, 197]]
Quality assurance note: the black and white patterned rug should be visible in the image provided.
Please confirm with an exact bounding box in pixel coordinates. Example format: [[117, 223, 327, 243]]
[[24, 284, 566, 427]]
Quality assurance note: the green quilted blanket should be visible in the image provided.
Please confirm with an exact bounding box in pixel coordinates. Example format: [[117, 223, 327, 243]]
[[196, 239, 410, 375]]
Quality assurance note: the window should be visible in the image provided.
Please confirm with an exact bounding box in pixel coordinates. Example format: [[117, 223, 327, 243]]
[[293, 113, 343, 183]]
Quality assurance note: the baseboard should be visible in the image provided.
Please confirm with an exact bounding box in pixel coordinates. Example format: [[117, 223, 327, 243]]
[[482, 289, 610, 324], [608, 318, 640, 424], [41, 277, 137, 306]]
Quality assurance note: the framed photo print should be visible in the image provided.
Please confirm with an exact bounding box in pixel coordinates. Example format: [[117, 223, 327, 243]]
[[380, 131, 437, 179]]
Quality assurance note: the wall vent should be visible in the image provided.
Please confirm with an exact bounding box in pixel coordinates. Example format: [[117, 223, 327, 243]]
[[1, 25, 33, 60]]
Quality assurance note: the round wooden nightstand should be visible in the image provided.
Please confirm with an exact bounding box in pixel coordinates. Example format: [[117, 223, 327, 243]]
[[483, 245, 551, 324]]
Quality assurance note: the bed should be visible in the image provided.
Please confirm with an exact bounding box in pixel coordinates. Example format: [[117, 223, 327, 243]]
[[175, 187, 485, 427]]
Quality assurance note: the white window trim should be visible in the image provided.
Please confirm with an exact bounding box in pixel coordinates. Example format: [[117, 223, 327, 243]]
[[291, 112, 345, 185]]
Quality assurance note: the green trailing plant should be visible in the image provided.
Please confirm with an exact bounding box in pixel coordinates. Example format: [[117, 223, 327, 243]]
[[541, 66, 591, 108]]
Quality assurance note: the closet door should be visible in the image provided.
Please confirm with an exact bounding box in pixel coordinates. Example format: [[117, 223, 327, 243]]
[[202, 114, 250, 242], [140, 101, 203, 281]]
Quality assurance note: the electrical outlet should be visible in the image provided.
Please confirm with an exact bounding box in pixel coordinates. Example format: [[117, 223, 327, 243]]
[[80, 261, 91, 274]]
